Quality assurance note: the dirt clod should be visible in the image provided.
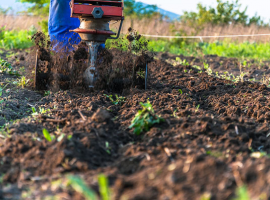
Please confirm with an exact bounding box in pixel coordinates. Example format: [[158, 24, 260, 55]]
[[92, 108, 111, 123]]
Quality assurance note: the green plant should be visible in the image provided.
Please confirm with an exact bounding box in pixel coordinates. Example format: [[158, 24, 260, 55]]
[[195, 104, 200, 112], [178, 89, 183, 95], [136, 69, 146, 79], [129, 101, 164, 135], [66, 175, 97, 200], [0, 26, 36, 49], [98, 174, 110, 200], [31, 107, 38, 116], [44, 91, 51, 96], [42, 128, 55, 142], [105, 141, 111, 154], [19, 0, 50, 15], [0, 84, 8, 97], [16, 76, 30, 89], [147, 39, 270, 60], [171, 57, 190, 67], [203, 63, 212, 75], [38, 20, 49, 34], [32, 107, 50, 116], [0, 58, 20, 76], [235, 72, 246, 82], [181, 0, 264, 27], [192, 65, 201, 71], [233, 186, 249, 200], [104, 94, 126, 106]]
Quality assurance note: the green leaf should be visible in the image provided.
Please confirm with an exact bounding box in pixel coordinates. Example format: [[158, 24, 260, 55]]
[[31, 107, 36, 113], [233, 186, 249, 200], [98, 174, 110, 200], [66, 175, 97, 200], [130, 101, 164, 135], [42, 128, 52, 142]]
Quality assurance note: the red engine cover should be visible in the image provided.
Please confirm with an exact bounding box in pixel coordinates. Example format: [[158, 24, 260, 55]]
[[71, 0, 124, 20]]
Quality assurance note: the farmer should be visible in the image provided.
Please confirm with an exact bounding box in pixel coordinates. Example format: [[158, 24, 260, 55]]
[[48, 0, 81, 50], [48, 0, 105, 51]]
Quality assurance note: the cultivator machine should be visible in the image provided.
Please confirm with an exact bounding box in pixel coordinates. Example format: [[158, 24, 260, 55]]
[[34, 0, 124, 90]]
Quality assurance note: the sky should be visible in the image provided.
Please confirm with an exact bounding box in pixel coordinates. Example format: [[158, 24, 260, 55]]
[[138, 0, 270, 22], [1, 0, 270, 22]]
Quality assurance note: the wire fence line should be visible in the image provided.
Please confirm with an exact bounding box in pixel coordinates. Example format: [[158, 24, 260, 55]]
[[141, 33, 270, 42]]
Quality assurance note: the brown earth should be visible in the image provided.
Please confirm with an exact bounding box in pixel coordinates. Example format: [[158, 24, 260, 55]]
[[1, 47, 270, 199]]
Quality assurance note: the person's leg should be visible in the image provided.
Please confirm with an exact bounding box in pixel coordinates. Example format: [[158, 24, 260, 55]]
[[48, 0, 81, 50]]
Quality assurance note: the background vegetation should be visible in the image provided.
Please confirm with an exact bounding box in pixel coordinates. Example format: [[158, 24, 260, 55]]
[[1, 0, 270, 60]]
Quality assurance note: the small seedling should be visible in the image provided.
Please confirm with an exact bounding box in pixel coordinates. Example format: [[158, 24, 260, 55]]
[[172, 109, 179, 118], [233, 186, 249, 200], [0, 58, 20, 76], [192, 65, 201, 70], [129, 101, 164, 135], [98, 174, 110, 200], [44, 91, 51, 96], [15, 76, 29, 89], [195, 104, 200, 112], [203, 63, 212, 75], [105, 141, 111, 154], [42, 128, 55, 142], [136, 69, 146, 78], [32, 107, 50, 116], [178, 89, 183, 95], [103, 94, 126, 106], [32, 107, 38, 116], [66, 175, 97, 200]]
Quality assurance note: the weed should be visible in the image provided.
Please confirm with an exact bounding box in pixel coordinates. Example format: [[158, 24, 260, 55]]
[[233, 186, 249, 200], [104, 94, 126, 106], [172, 109, 179, 118], [44, 91, 51, 96], [42, 128, 55, 142], [0, 26, 35, 49], [136, 69, 146, 79], [67, 135, 73, 140], [105, 141, 111, 154], [16, 76, 30, 89], [0, 58, 20, 76], [195, 104, 200, 112], [129, 101, 164, 135], [178, 89, 183, 95], [32, 107, 50, 116], [98, 174, 110, 200], [66, 175, 97, 200], [170, 57, 190, 67], [42, 128, 71, 142], [203, 63, 212, 75], [192, 65, 201, 70]]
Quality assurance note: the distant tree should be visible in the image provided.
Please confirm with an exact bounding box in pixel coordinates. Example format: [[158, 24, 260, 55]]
[[18, 0, 49, 15], [124, 0, 159, 19], [180, 0, 265, 26], [0, 7, 13, 15]]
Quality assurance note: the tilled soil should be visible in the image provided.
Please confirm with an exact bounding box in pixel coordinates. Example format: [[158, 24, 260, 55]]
[[1, 49, 270, 199]]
